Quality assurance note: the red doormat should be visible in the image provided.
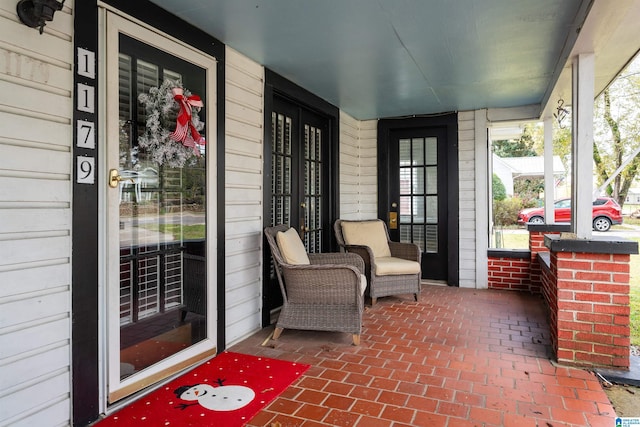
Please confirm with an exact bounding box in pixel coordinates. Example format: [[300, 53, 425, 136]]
[[97, 352, 310, 426]]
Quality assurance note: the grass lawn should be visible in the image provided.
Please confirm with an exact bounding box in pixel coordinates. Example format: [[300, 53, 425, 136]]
[[499, 231, 529, 249], [628, 237, 640, 346], [141, 223, 205, 240]]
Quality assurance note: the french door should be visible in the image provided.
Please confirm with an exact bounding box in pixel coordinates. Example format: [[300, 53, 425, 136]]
[[264, 95, 331, 319], [104, 13, 217, 402]]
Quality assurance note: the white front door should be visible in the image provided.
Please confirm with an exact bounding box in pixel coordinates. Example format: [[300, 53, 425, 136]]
[[104, 12, 217, 403]]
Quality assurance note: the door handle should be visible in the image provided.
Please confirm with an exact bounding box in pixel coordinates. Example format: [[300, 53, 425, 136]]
[[388, 201, 399, 229], [108, 169, 135, 188]]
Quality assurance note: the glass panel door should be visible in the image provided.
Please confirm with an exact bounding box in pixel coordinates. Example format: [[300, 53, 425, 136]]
[[117, 36, 208, 381], [105, 13, 217, 402], [269, 97, 328, 248], [388, 126, 450, 281]]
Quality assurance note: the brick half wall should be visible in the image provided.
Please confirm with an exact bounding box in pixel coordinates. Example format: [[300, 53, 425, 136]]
[[543, 234, 637, 369], [487, 249, 531, 291]]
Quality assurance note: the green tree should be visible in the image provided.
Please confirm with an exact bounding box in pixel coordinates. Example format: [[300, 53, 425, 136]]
[[492, 174, 506, 201], [514, 178, 544, 205], [492, 125, 538, 158], [593, 59, 640, 208], [552, 126, 572, 173]]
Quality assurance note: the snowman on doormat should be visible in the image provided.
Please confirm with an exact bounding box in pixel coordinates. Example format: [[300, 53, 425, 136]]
[[174, 378, 255, 411]]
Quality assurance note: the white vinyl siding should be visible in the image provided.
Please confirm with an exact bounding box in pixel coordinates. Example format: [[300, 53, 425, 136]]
[[339, 111, 378, 220], [0, 0, 73, 425], [224, 47, 265, 346], [458, 110, 477, 288], [358, 120, 378, 218]]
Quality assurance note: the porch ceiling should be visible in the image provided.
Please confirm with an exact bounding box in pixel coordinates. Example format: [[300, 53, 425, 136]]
[[149, 0, 640, 121]]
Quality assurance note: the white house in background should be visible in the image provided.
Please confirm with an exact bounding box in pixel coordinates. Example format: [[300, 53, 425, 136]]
[[1, 0, 639, 426], [624, 188, 640, 215], [493, 155, 567, 197]]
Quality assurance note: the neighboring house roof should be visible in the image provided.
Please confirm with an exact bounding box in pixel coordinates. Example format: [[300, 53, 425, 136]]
[[499, 156, 566, 178], [493, 155, 566, 197]]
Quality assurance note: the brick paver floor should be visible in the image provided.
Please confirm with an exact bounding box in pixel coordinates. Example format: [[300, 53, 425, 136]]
[[229, 284, 617, 427]]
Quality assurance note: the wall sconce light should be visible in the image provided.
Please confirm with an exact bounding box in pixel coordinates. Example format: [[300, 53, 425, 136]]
[[17, 0, 65, 34]]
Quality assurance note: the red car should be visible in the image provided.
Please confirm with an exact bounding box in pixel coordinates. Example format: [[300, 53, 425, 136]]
[[517, 197, 623, 232]]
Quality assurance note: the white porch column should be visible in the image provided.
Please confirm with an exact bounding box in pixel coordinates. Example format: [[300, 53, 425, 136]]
[[475, 109, 488, 289], [571, 53, 595, 239], [543, 116, 554, 223]]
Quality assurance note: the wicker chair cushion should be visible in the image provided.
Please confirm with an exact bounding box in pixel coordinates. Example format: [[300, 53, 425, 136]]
[[374, 256, 421, 276], [276, 228, 310, 265], [340, 221, 391, 258]]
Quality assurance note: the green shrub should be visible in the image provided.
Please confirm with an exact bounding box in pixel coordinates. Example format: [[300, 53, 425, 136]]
[[492, 174, 506, 201], [493, 196, 525, 226]]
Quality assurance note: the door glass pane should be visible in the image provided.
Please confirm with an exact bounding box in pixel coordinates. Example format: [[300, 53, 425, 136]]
[[425, 166, 437, 194], [426, 196, 438, 222], [425, 138, 437, 164], [425, 225, 438, 253], [400, 168, 411, 193], [400, 224, 411, 242], [413, 197, 425, 222], [412, 138, 424, 166], [399, 139, 411, 165], [412, 225, 425, 252], [118, 36, 207, 381], [413, 167, 424, 194], [400, 195, 412, 224]]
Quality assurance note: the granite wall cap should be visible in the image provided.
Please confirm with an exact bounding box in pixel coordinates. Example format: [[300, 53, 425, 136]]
[[526, 223, 572, 233], [487, 249, 530, 259], [544, 234, 639, 255]]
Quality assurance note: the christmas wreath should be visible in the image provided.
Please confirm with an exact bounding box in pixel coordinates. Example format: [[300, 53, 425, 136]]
[[138, 79, 206, 168]]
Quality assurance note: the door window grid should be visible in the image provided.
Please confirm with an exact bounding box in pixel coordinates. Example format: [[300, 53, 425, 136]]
[[304, 124, 322, 253], [399, 137, 438, 253], [269, 113, 324, 253], [271, 112, 293, 227]]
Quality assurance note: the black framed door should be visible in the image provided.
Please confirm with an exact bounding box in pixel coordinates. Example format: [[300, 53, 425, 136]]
[[378, 115, 459, 285]]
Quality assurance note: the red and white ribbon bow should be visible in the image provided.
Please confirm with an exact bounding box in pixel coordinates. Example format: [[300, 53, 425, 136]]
[[169, 87, 206, 153]]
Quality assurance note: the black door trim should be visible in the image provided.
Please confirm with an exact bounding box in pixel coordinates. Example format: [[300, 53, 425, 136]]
[[262, 70, 340, 326], [377, 113, 459, 286]]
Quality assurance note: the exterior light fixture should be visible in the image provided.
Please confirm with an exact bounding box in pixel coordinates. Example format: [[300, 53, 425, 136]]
[[17, 0, 65, 34]]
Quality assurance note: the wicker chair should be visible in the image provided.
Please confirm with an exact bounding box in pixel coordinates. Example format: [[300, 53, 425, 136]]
[[334, 219, 421, 305], [264, 225, 365, 345]]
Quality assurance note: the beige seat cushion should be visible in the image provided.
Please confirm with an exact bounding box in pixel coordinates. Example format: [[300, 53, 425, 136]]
[[341, 221, 391, 258], [374, 256, 421, 276], [276, 228, 310, 265]]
